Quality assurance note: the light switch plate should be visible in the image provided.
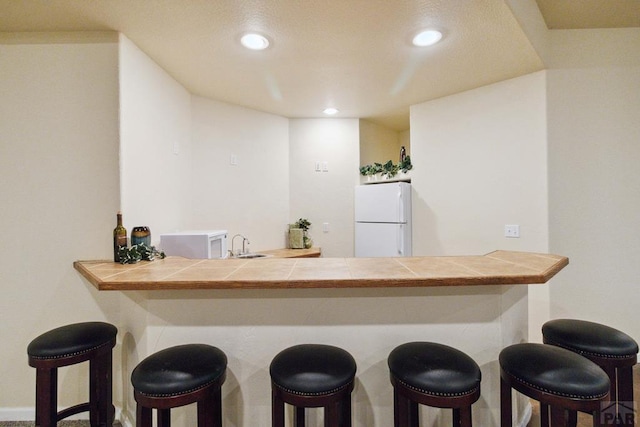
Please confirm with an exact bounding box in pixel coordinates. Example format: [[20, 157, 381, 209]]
[[505, 225, 520, 238]]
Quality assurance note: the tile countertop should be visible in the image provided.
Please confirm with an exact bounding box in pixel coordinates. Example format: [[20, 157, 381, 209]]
[[74, 250, 568, 291]]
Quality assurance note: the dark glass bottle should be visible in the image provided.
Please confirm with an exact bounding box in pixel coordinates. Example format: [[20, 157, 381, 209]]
[[113, 212, 127, 262], [400, 146, 407, 163]]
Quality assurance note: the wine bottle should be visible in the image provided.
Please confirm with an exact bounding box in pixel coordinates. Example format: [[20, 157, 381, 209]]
[[113, 211, 127, 262]]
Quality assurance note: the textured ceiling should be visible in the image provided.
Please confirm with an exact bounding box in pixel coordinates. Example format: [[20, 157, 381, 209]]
[[0, 1, 634, 131]]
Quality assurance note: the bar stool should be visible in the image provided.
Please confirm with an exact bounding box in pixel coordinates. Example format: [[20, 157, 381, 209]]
[[27, 321, 117, 427], [270, 344, 357, 427], [131, 344, 227, 427], [500, 343, 610, 427], [388, 342, 481, 427], [542, 319, 638, 426]]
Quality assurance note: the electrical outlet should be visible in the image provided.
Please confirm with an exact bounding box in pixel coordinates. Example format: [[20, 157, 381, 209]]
[[504, 225, 520, 238], [322, 222, 329, 233]]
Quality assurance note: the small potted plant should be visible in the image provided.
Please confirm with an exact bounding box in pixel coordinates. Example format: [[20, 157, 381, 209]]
[[289, 218, 312, 249]]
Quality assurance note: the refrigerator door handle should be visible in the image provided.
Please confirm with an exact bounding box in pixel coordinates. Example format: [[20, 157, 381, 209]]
[[397, 224, 404, 256], [398, 189, 403, 223]]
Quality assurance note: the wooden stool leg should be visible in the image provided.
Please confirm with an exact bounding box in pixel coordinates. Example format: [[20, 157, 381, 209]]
[[272, 388, 285, 427], [393, 387, 401, 427], [592, 408, 604, 427], [35, 367, 57, 427], [453, 408, 460, 426], [549, 406, 565, 427], [90, 350, 113, 427], [325, 401, 339, 427], [198, 399, 211, 427], [396, 390, 410, 427], [599, 364, 616, 409], [212, 386, 223, 427], [157, 408, 171, 427], [617, 366, 635, 426], [407, 400, 419, 427], [457, 406, 473, 427], [136, 404, 152, 427], [295, 406, 306, 427], [340, 395, 352, 427], [566, 410, 577, 427], [500, 377, 512, 427]]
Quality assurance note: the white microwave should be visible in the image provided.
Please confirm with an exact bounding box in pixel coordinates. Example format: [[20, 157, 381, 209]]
[[160, 230, 228, 259]]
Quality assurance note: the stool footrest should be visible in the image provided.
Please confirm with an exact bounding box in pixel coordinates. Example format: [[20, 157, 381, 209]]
[[57, 402, 90, 421]]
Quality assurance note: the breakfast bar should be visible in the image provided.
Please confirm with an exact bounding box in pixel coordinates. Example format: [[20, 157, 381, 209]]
[[74, 250, 567, 291], [74, 250, 568, 426]]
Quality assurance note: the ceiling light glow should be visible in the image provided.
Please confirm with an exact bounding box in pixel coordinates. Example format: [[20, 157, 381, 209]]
[[323, 108, 339, 115], [241, 33, 270, 50], [412, 30, 442, 47]]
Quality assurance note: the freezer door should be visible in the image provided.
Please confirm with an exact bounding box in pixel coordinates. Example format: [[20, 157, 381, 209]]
[[355, 222, 412, 257], [355, 182, 410, 223]]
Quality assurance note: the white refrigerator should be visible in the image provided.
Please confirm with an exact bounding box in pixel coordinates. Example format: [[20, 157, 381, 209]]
[[355, 182, 412, 257]]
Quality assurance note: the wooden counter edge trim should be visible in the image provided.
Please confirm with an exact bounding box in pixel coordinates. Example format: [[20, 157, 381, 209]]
[[73, 261, 102, 289], [540, 255, 569, 282], [78, 273, 564, 291]]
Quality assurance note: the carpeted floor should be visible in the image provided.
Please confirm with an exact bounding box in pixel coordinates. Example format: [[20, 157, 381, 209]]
[[527, 364, 639, 427]]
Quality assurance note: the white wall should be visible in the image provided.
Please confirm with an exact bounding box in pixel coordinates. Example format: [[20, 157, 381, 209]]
[[410, 71, 549, 425], [119, 35, 193, 244], [546, 29, 640, 343], [410, 71, 548, 257], [0, 33, 121, 417], [289, 119, 360, 257], [190, 96, 290, 251]]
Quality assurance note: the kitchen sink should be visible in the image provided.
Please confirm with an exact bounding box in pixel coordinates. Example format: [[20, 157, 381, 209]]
[[235, 253, 271, 259]]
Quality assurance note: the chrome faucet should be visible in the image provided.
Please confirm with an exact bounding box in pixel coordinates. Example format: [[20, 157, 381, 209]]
[[231, 234, 250, 256]]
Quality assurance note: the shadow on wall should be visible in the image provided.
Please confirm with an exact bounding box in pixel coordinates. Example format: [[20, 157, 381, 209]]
[[127, 284, 515, 327], [411, 187, 443, 256]]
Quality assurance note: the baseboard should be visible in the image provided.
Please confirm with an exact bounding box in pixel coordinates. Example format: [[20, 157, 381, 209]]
[[0, 407, 126, 425], [0, 409, 32, 422]]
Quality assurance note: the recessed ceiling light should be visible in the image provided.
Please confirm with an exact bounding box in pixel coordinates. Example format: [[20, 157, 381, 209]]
[[240, 33, 270, 50], [323, 107, 339, 115], [412, 30, 442, 47]]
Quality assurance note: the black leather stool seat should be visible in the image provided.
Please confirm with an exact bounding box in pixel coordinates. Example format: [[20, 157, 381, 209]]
[[499, 343, 610, 427], [270, 344, 357, 427], [28, 321, 117, 361], [389, 342, 481, 397], [27, 322, 117, 427], [542, 319, 637, 426], [388, 342, 481, 427], [270, 344, 357, 395], [542, 319, 638, 359], [500, 343, 610, 399], [132, 344, 227, 396], [131, 344, 227, 427]]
